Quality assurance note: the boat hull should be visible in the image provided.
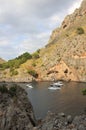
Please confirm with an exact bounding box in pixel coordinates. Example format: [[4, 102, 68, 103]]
[[48, 87, 61, 90], [26, 84, 33, 88]]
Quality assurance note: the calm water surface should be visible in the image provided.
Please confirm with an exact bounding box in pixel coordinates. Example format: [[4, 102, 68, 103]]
[[21, 81, 86, 119], [3, 81, 85, 119]]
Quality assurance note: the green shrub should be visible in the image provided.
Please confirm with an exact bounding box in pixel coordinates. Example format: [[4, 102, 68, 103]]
[[32, 52, 39, 59], [77, 27, 84, 35], [9, 84, 17, 97], [14, 70, 18, 75], [16, 52, 32, 60], [10, 70, 18, 76], [0, 84, 18, 97], [37, 49, 40, 53], [82, 89, 86, 95], [32, 62, 36, 67], [27, 69, 38, 78], [0, 84, 8, 93]]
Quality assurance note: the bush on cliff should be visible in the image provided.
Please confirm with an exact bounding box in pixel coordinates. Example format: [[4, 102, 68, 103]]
[[82, 88, 86, 95], [9, 84, 17, 97], [0, 84, 8, 93], [32, 52, 40, 59], [0, 84, 18, 97], [10, 68, 18, 76], [77, 27, 84, 35], [27, 69, 38, 78]]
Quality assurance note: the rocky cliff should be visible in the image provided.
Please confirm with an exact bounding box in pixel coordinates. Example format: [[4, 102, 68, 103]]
[[35, 0, 86, 82], [37, 112, 86, 130], [0, 0, 86, 82], [0, 84, 36, 130], [36, 0, 86, 82]]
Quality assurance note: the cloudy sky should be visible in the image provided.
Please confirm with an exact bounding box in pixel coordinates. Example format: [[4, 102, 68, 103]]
[[0, 0, 83, 60]]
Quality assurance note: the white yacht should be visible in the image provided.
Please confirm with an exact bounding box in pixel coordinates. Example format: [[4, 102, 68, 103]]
[[48, 81, 63, 90], [53, 81, 63, 86], [26, 84, 33, 88]]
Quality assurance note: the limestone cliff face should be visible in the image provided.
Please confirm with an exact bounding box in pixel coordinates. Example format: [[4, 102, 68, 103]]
[[37, 0, 86, 82], [49, 0, 86, 44]]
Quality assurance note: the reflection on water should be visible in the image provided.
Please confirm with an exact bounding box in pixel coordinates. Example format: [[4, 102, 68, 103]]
[[25, 81, 86, 119]]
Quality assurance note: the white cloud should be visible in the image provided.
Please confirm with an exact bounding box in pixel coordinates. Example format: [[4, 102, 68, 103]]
[[68, 0, 83, 14], [0, 0, 83, 60], [15, 32, 50, 55]]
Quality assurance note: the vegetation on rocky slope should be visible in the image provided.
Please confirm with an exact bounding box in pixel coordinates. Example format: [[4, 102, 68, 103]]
[[0, 52, 32, 70]]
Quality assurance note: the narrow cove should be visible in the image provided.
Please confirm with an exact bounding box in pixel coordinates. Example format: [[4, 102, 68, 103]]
[[23, 81, 86, 119]]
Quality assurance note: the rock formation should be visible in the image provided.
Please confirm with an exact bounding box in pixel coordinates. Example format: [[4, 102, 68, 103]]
[[37, 112, 86, 130], [37, 0, 86, 82], [0, 84, 36, 130]]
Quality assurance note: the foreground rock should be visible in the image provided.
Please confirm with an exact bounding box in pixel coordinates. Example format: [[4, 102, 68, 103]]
[[0, 84, 36, 130], [37, 112, 86, 130]]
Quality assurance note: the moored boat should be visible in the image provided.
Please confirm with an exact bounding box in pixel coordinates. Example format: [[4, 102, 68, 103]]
[[26, 84, 33, 88], [48, 81, 63, 90]]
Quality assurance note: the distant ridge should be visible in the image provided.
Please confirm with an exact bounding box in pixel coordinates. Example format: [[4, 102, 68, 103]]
[[0, 58, 6, 64]]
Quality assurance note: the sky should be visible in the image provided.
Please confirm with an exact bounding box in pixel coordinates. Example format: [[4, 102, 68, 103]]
[[0, 0, 83, 60]]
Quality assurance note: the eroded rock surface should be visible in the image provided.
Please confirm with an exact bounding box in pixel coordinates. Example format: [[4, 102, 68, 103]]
[[0, 84, 36, 130]]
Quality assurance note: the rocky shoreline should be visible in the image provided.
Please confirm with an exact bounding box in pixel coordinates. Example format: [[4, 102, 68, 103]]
[[37, 112, 86, 130], [0, 84, 86, 130]]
